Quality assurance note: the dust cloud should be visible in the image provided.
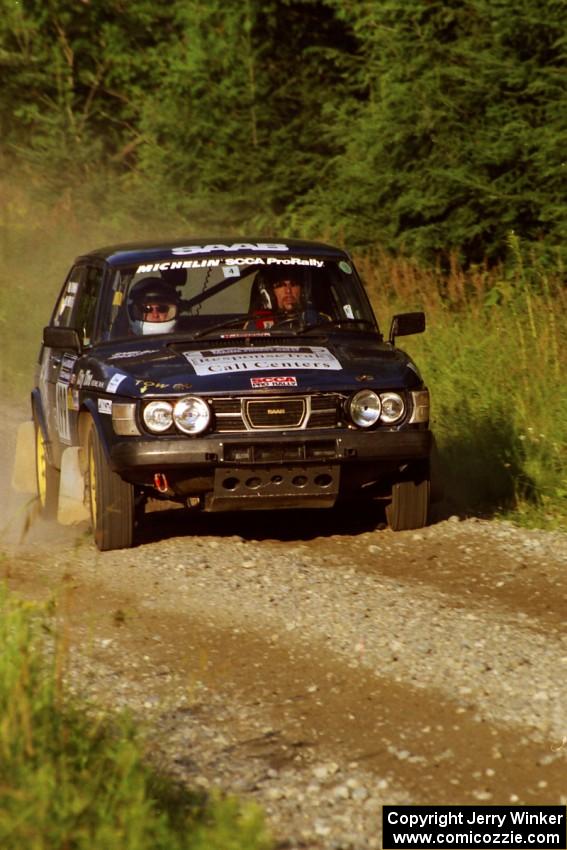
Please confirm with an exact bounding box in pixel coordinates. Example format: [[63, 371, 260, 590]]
[[0, 171, 193, 549], [0, 171, 201, 400]]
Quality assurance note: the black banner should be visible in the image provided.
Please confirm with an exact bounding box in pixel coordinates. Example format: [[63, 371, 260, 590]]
[[382, 806, 566, 849]]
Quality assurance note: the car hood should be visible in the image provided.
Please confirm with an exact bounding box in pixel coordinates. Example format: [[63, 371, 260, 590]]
[[86, 336, 423, 397]]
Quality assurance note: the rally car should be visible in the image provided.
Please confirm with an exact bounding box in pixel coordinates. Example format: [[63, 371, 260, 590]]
[[13, 238, 433, 550]]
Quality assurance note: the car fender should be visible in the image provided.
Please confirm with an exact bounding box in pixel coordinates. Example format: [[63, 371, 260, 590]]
[[79, 397, 114, 466]]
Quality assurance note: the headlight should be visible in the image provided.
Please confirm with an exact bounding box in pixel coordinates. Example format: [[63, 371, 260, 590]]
[[173, 396, 211, 435], [143, 400, 173, 433], [349, 390, 381, 428], [379, 392, 405, 424]]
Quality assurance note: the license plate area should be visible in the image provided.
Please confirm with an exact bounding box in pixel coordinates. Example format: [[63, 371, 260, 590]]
[[224, 441, 337, 463]]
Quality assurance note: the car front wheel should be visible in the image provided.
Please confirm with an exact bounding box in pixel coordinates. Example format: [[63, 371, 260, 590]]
[[34, 413, 60, 519], [86, 418, 135, 551], [386, 477, 430, 531]]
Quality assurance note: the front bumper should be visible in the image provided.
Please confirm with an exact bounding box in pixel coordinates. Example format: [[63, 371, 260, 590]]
[[110, 428, 432, 472]]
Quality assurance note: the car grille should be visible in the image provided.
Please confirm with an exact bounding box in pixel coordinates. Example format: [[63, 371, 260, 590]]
[[210, 394, 342, 432]]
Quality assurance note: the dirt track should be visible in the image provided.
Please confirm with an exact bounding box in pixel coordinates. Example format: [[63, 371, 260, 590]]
[[3, 409, 567, 849]]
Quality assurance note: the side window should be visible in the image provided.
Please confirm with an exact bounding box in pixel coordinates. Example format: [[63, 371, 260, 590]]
[[74, 266, 103, 346], [52, 266, 85, 328], [52, 265, 102, 345]]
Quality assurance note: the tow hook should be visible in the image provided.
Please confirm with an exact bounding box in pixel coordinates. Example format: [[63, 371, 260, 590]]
[[154, 472, 169, 494]]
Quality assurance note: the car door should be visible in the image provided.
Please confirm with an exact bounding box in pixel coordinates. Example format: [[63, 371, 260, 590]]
[[40, 264, 103, 466]]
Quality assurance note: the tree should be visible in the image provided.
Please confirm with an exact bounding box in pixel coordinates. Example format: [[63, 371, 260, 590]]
[[309, 0, 567, 262], [135, 0, 353, 228], [2, 0, 566, 263], [0, 0, 167, 180]]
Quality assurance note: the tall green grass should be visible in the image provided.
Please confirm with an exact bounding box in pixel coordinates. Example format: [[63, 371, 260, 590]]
[[361, 242, 567, 528], [0, 583, 272, 850]]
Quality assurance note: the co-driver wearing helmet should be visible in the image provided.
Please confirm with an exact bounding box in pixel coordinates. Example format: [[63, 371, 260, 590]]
[[128, 278, 180, 336]]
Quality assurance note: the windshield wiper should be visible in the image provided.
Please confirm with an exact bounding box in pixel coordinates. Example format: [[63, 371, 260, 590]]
[[191, 313, 260, 339], [192, 315, 376, 340], [295, 318, 376, 335]]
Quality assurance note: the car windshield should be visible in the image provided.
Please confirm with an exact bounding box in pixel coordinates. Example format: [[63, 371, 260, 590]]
[[105, 253, 379, 341]]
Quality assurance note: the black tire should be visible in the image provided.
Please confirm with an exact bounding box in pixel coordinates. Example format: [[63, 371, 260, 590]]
[[86, 419, 135, 551], [34, 413, 60, 520], [386, 477, 430, 531]]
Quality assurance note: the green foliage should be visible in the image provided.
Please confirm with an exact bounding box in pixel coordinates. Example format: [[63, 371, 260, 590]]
[[2, 0, 566, 262], [133, 0, 262, 224], [0, 584, 272, 850], [134, 0, 351, 227], [0, 0, 351, 229], [0, 0, 167, 186], [365, 244, 567, 528], [315, 0, 567, 262]]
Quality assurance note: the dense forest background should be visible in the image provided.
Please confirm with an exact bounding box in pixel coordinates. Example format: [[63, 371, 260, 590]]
[[0, 5, 566, 842], [0, 0, 566, 526], [1, 0, 566, 263]]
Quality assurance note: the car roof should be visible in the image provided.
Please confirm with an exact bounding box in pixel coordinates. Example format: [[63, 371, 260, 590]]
[[76, 237, 351, 267]]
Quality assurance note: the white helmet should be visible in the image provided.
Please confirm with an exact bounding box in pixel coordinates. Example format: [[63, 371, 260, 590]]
[[128, 278, 180, 336]]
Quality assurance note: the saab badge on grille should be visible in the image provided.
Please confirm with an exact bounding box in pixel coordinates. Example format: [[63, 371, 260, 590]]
[[245, 398, 306, 428]]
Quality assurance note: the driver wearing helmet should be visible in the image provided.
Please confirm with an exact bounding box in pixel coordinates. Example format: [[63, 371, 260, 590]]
[[128, 278, 180, 336], [272, 277, 304, 313], [256, 268, 305, 314], [248, 268, 310, 329]]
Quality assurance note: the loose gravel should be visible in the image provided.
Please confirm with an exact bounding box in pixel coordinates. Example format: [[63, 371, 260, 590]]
[[6, 510, 567, 850]]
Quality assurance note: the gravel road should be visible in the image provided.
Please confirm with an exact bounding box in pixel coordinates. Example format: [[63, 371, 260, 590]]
[[3, 409, 567, 849]]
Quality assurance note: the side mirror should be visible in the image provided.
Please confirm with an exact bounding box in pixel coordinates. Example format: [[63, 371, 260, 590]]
[[388, 312, 425, 344], [43, 326, 82, 352]]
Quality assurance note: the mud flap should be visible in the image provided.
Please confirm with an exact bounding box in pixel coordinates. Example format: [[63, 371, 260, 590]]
[[58, 447, 90, 525], [11, 420, 37, 494]]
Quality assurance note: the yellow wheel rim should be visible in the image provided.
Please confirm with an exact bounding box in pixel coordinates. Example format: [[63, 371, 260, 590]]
[[36, 426, 47, 506], [88, 440, 97, 523]]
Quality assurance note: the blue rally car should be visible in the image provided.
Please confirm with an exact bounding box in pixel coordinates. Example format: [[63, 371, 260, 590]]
[[16, 238, 434, 550]]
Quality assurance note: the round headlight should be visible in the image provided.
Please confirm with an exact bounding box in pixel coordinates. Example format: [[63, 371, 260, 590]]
[[380, 392, 405, 424], [143, 400, 173, 433], [173, 396, 211, 435], [349, 390, 381, 428]]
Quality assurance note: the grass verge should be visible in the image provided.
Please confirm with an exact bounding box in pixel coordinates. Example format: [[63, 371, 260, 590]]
[[0, 582, 272, 850], [361, 244, 567, 529]]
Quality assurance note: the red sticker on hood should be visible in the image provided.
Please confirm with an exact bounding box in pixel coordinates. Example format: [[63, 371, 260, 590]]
[[250, 376, 298, 388]]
